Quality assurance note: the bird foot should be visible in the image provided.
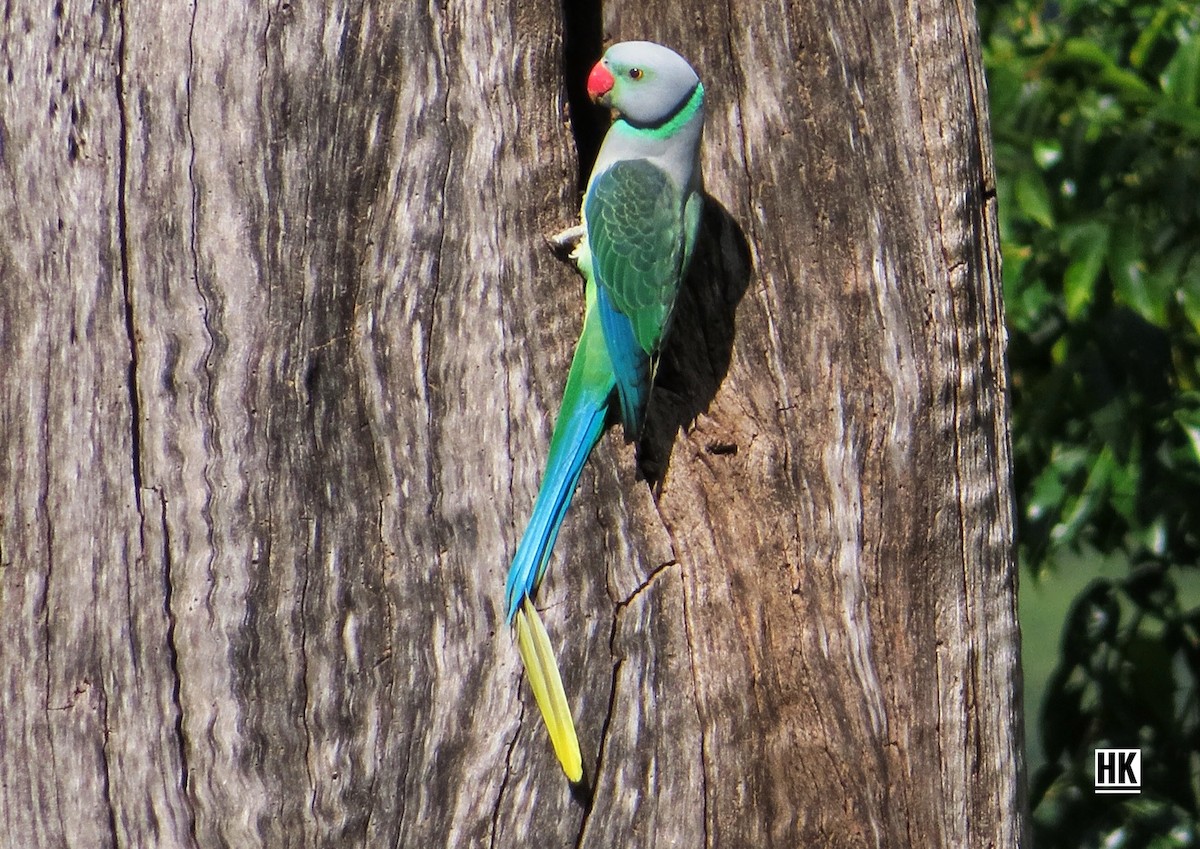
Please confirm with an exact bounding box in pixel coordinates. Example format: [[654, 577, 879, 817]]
[[545, 225, 585, 261]]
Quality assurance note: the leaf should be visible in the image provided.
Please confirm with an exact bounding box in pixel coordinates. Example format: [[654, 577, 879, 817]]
[[1108, 224, 1163, 325], [1174, 404, 1200, 468], [1105, 446, 1141, 525], [985, 52, 1024, 118], [1178, 253, 1200, 335], [1130, 5, 1177, 70], [1147, 98, 1200, 134], [1062, 220, 1110, 319], [1160, 23, 1200, 107], [1027, 463, 1068, 523], [1015, 170, 1056, 229], [1052, 446, 1117, 548], [1061, 37, 1156, 100]]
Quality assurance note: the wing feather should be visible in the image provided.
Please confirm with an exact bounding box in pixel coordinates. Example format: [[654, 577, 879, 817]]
[[584, 159, 686, 434]]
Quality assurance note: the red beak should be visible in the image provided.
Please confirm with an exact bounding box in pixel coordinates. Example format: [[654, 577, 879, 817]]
[[586, 61, 615, 101]]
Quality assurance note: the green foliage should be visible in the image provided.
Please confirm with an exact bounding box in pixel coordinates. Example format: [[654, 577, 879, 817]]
[[1033, 568, 1200, 846], [980, 0, 1200, 844]]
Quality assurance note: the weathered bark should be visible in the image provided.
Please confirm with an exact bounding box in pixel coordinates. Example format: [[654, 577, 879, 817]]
[[0, 0, 1024, 847]]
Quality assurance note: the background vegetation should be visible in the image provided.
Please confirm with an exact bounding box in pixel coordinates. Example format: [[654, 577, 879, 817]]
[[979, 0, 1200, 844]]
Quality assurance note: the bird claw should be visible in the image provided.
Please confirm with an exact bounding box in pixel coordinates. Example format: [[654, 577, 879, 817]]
[[545, 225, 585, 261]]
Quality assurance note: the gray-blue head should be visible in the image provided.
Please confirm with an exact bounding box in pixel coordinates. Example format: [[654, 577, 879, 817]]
[[587, 41, 701, 127]]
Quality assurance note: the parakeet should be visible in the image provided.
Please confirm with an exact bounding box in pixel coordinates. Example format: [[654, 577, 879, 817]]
[[504, 41, 705, 783]]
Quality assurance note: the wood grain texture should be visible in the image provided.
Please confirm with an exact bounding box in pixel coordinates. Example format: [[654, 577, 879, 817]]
[[0, 0, 1024, 847]]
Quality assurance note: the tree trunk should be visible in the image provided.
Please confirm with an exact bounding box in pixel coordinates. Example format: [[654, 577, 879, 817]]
[[0, 0, 1024, 847]]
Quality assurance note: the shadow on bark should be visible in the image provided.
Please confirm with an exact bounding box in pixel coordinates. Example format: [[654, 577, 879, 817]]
[[637, 194, 753, 487]]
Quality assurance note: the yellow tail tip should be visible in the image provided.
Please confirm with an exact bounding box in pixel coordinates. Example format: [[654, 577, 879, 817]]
[[514, 598, 584, 782]]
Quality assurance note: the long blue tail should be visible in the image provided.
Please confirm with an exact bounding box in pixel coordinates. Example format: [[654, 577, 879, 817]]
[[504, 297, 615, 622]]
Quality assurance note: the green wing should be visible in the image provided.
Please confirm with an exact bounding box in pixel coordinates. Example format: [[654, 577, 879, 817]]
[[584, 159, 689, 432], [584, 159, 686, 356]]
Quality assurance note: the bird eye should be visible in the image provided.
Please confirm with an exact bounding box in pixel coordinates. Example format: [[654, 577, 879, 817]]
[[628, 68, 643, 80]]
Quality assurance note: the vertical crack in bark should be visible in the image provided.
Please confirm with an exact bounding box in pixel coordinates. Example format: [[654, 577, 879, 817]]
[[41, 337, 67, 840], [496, 188, 518, 560], [417, 8, 454, 591], [97, 684, 120, 844], [114, 0, 143, 513], [363, 499, 394, 849], [388, 707, 422, 847], [677, 554, 711, 848], [182, 0, 219, 532], [573, 560, 676, 847], [423, 6, 453, 390], [184, 0, 220, 625], [299, 517, 317, 823], [720, 11, 757, 253], [573, 650, 621, 849], [697, 707, 711, 849], [184, 2, 203, 326], [487, 698, 524, 849], [260, 6, 272, 76], [157, 487, 200, 846]]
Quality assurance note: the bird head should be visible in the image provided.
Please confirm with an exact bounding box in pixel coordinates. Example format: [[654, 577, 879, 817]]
[[586, 41, 700, 126]]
